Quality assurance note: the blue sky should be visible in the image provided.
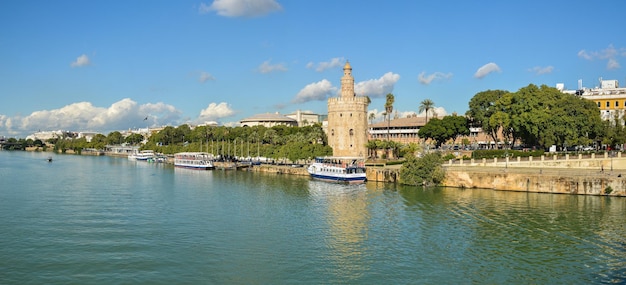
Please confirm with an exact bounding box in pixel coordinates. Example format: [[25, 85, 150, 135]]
[[1, 0, 625, 138]]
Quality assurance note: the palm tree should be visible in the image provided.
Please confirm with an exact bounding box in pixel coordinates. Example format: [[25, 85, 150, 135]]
[[419, 99, 435, 123], [385, 93, 395, 142], [368, 112, 376, 125]]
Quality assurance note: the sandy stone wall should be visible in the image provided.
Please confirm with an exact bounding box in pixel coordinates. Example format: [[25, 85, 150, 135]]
[[444, 168, 624, 196]]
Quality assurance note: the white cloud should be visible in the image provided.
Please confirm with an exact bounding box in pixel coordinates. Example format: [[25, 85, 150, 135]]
[[0, 99, 183, 137], [577, 50, 593, 60], [607, 58, 621, 70], [528, 66, 554, 75], [199, 71, 215, 83], [196, 102, 235, 123], [292, 79, 336, 103], [578, 44, 625, 70], [70, 54, 91, 68], [417, 71, 453, 85], [292, 72, 400, 104], [257, 60, 287, 74], [355, 72, 400, 98], [367, 109, 385, 123], [199, 0, 282, 17], [307, 57, 345, 72], [474, 62, 501, 79], [419, 106, 447, 118]]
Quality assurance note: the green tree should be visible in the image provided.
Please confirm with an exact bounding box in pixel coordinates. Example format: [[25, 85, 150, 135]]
[[106, 131, 124, 145], [90, 134, 107, 150], [399, 152, 445, 186], [33, 139, 44, 147], [418, 115, 469, 148], [369, 112, 376, 125], [506, 84, 603, 150], [418, 99, 435, 122], [125, 133, 144, 145], [384, 93, 395, 142], [466, 90, 509, 145], [175, 124, 192, 144], [445, 115, 470, 144], [602, 113, 626, 150], [366, 140, 378, 159]]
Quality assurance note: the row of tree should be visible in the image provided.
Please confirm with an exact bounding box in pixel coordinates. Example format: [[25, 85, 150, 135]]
[[466, 84, 612, 150], [0, 138, 45, 150], [48, 132, 144, 153], [141, 124, 332, 162], [378, 84, 625, 151]]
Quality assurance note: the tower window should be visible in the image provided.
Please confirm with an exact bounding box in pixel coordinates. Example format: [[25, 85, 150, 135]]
[[349, 129, 354, 136], [331, 129, 334, 136], [597, 102, 600, 107], [616, 101, 619, 107], [606, 102, 610, 108]]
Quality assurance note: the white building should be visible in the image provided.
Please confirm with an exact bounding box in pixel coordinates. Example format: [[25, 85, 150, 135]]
[[285, 110, 323, 126], [239, 112, 298, 127]]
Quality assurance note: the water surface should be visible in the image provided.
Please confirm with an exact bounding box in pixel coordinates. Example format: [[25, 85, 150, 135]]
[[0, 151, 624, 284]]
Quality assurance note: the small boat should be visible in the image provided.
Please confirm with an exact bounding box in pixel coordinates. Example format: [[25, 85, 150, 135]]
[[47, 157, 53, 162], [127, 149, 139, 160], [307, 157, 367, 184], [174, 152, 214, 170], [147, 154, 167, 163]]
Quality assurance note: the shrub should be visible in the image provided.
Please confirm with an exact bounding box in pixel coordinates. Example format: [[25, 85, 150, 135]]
[[442, 153, 456, 160], [399, 152, 445, 187]]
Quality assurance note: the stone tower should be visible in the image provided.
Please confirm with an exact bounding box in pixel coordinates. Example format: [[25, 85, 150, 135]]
[[327, 61, 369, 158]]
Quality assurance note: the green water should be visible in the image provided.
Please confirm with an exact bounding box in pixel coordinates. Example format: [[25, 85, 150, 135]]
[[0, 151, 624, 284]]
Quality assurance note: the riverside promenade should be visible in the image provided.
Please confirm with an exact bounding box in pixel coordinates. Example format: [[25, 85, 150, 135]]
[[251, 153, 626, 197]]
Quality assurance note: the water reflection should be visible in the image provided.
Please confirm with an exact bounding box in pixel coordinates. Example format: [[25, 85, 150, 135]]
[[307, 181, 370, 280], [395, 185, 626, 283]]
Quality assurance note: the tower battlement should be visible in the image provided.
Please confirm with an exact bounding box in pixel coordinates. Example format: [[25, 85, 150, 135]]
[[327, 96, 369, 104]]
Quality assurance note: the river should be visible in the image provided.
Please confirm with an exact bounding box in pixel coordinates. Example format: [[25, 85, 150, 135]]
[[0, 151, 624, 284]]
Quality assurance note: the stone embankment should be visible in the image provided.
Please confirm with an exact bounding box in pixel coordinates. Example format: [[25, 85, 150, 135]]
[[249, 154, 626, 196], [443, 152, 625, 196], [444, 166, 624, 196]]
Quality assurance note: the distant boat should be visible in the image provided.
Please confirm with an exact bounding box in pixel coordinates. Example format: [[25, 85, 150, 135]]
[[47, 157, 52, 162], [128, 150, 155, 161], [174, 152, 214, 170], [135, 150, 156, 161], [128, 150, 139, 160], [307, 157, 367, 184]]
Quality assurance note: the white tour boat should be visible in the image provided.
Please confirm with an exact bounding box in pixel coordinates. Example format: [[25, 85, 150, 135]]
[[174, 152, 215, 170], [307, 157, 367, 184], [135, 150, 156, 161]]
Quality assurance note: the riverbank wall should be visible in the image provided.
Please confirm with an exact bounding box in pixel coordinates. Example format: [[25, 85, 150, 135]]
[[249, 162, 625, 197], [444, 166, 625, 196]]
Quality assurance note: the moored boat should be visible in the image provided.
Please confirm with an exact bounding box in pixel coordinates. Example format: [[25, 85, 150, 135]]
[[174, 152, 214, 170], [127, 150, 138, 160], [307, 157, 366, 184], [135, 150, 156, 161]]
